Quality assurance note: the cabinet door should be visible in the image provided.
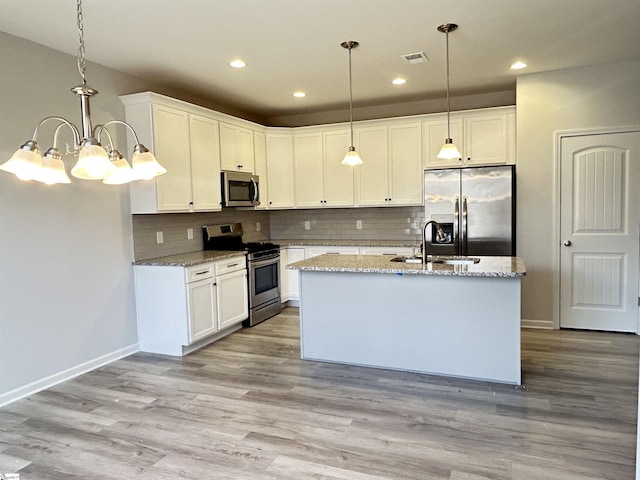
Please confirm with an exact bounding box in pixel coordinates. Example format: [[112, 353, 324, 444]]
[[388, 123, 423, 205], [220, 123, 255, 172], [217, 269, 249, 330], [423, 116, 464, 168], [236, 127, 255, 173], [187, 278, 217, 342], [266, 133, 295, 208], [323, 130, 354, 206], [279, 248, 290, 302], [294, 133, 325, 207], [463, 113, 508, 165], [189, 114, 221, 211], [355, 126, 389, 206], [153, 105, 193, 211], [253, 131, 269, 210], [286, 247, 305, 302]]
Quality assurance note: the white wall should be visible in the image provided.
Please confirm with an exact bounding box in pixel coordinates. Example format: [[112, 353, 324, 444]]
[[516, 59, 640, 324]]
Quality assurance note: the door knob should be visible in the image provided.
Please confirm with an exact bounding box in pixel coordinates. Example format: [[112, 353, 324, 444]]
[[563, 240, 572, 246]]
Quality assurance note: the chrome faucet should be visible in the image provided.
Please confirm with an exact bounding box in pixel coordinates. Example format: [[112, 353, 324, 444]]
[[422, 220, 447, 264]]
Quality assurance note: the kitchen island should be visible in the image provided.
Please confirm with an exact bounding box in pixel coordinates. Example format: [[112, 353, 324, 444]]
[[288, 254, 526, 384]]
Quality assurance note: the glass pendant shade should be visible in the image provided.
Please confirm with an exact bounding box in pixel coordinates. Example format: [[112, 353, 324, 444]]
[[0, 141, 43, 181], [36, 148, 71, 184], [437, 138, 462, 160], [71, 144, 115, 180], [342, 147, 363, 166], [103, 151, 136, 185], [131, 149, 167, 180]]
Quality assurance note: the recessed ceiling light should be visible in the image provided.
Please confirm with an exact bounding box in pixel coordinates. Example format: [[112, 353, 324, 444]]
[[392, 78, 407, 85], [230, 59, 246, 68], [510, 61, 527, 70], [293, 91, 306, 98]]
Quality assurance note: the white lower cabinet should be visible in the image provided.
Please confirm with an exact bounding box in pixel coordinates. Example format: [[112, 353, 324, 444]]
[[283, 245, 415, 303], [134, 255, 247, 356], [283, 247, 305, 305], [216, 264, 249, 330], [279, 248, 290, 302]]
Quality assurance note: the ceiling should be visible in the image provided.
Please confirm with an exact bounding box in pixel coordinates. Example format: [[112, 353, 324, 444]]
[[1, 0, 639, 123]]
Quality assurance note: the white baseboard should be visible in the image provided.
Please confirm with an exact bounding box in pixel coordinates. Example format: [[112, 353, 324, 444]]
[[0, 343, 139, 408], [522, 318, 554, 329]]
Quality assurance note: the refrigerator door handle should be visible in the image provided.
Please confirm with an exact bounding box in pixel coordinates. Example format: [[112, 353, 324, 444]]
[[454, 196, 460, 254], [462, 196, 468, 256]]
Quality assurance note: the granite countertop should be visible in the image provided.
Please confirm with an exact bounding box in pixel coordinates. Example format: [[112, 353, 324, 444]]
[[288, 254, 526, 278], [276, 239, 420, 248], [134, 250, 246, 267]]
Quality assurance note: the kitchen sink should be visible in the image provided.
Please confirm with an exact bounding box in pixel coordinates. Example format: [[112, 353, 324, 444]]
[[390, 255, 481, 265]]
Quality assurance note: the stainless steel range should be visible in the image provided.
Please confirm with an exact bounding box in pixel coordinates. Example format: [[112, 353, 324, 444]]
[[203, 223, 281, 327]]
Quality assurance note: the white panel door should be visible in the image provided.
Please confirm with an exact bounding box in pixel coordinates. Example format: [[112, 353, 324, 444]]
[[560, 132, 639, 332]]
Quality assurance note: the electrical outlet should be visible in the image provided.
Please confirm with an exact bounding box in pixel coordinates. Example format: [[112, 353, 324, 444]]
[[256, 222, 261, 232], [156, 231, 164, 244], [187, 228, 194, 240], [304, 220, 311, 230], [356, 220, 362, 230]]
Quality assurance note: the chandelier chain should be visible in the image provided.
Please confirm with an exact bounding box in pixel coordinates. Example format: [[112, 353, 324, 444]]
[[76, 0, 87, 84]]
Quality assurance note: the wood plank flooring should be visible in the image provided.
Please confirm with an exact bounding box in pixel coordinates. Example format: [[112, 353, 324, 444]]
[[0, 307, 638, 479]]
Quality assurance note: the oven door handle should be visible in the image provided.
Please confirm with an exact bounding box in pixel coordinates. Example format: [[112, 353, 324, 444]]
[[249, 256, 280, 268]]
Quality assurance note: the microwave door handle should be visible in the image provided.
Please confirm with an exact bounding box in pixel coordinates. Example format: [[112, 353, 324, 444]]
[[454, 196, 460, 255], [250, 178, 259, 204]]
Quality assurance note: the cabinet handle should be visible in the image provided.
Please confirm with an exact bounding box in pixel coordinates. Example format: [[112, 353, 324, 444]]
[[194, 270, 209, 276], [225, 263, 240, 268], [237, 164, 243, 169], [189, 201, 194, 205], [467, 157, 471, 162]]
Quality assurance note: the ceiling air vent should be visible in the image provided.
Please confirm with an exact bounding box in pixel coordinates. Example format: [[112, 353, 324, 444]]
[[401, 51, 429, 64]]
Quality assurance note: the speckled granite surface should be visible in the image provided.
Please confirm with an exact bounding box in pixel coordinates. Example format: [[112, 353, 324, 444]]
[[276, 239, 420, 248], [134, 250, 246, 267], [288, 254, 526, 277]]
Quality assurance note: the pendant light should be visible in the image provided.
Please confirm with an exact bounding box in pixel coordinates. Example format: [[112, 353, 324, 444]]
[[436, 23, 462, 160], [0, 0, 166, 185], [340, 41, 363, 166]]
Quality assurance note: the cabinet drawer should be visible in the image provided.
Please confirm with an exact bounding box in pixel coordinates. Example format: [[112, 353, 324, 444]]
[[186, 263, 215, 283], [215, 256, 246, 275]]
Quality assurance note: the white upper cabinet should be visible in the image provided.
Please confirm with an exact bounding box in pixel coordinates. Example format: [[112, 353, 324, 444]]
[[265, 133, 295, 208], [355, 122, 422, 207], [294, 130, 355, 208], [220, 122, 255, 173], [355, 125, 388, 206], [322, 130, 355, 207], [294, 132, 325, 207], [151, 105, 193, 211], [121, 94, 223, 214], [253, 131, 268, 210], [189, 114, 222, 211], [423, 106, 515, 168]]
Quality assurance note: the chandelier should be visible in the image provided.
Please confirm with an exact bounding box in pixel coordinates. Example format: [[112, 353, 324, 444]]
[[0, 0, 166, 185]]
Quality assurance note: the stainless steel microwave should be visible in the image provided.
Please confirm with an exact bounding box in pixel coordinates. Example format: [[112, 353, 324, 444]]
[[221, 171, 260, 207]]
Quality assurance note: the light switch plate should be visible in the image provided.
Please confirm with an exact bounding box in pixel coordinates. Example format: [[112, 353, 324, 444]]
[[156, 231, 164, 244], [256, 222, 261, 232], [187, 228, 193, 240], [356, 220, 362, 230], [304, 220, 311, 230]]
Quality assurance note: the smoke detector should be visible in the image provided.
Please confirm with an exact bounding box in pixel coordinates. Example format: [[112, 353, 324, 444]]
[[401, 51, 429, 64]]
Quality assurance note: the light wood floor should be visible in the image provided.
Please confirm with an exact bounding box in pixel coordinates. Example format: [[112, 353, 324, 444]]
[[1, 307, 638, 479]]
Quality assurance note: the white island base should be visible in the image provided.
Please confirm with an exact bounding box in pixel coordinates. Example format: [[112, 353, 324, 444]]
[[299, 270, 522, 385]]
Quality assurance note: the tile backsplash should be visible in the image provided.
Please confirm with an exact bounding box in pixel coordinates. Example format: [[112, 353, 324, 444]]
[[132, 210, 270, 261], [132, 206, 425, 261], [270, 207, 425, 241]]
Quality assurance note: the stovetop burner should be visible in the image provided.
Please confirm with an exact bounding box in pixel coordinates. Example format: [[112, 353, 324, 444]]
[[202, 224, 279, 257]]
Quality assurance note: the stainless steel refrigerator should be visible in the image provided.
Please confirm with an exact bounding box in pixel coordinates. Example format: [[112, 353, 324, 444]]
[[424, 165, 515, 256]]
